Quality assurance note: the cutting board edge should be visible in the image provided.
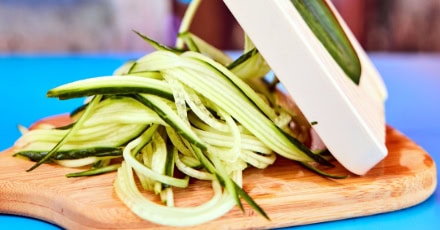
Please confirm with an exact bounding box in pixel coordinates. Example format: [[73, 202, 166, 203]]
[[0, 153, 436, 230]]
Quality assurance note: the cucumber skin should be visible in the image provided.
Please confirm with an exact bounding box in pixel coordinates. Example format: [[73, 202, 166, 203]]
[[14, 147, 122, 162], [46, 76, 174, 101], [291, 0, 362, 85]]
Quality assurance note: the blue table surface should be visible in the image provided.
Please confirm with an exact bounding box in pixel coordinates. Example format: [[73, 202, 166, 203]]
[[0, 53, 439, 229]]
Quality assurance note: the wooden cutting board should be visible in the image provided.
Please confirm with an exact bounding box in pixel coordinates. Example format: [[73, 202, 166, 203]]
[[0, 125, 436, 229]]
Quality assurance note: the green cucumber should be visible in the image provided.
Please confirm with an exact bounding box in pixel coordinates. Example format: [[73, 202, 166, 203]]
[[291, 0, 362, 84], [47, 76, 173, 100], [14, 147, 122, 162]]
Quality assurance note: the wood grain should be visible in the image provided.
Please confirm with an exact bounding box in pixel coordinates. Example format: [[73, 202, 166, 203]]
[[0, 126, 436, 229]]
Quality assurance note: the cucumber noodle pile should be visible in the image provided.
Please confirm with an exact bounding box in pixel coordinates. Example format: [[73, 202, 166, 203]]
[[12, 0, 342, 226]]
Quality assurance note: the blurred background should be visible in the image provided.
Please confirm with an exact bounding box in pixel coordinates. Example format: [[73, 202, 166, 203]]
[[1, 0, 440, 53]]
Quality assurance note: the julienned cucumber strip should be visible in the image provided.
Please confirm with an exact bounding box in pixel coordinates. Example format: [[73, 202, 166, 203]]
[[227, 48, 258, 70], [133, 94, 208, 151], [177, 31, 233, 66], [47, 76, 174, 100], [133, 30, 182, 53], [14, 147, 122, 161], [291, 0, 362, 84], [66, 163, 121, 178], [227, 48, 271, 80]]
